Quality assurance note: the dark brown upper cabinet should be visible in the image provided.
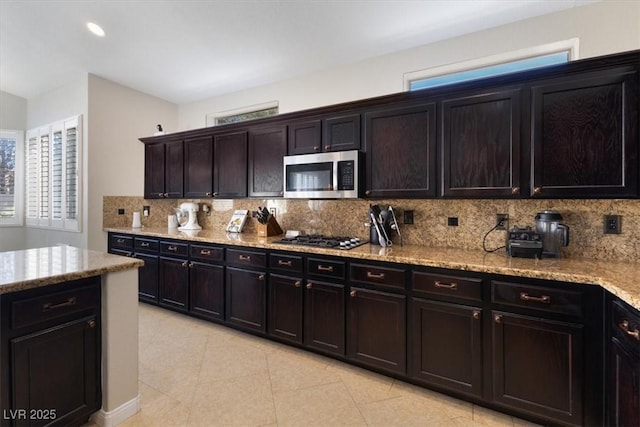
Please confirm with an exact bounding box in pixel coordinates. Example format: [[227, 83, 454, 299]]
[[288, 114, 360, 155], [441, 88, 522, 198], [248, 125, 287, 197], [364, 103, 437, 198], [184, 136, 214, 198], [144, 139, 184, 199], [214, 131, 248, 198], [530, 66, 639, 198]]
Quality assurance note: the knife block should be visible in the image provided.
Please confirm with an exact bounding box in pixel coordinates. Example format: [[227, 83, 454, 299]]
[[257, 215, 283, 237]]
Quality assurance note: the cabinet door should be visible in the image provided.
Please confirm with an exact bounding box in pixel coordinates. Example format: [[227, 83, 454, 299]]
[[12, 315, 100, 426], [184, 136, 214, 198], [442, 88, 521, 198], [136, 252, 159, 304], [159, 256, 189, 312], [214, 131, 248, 198], [304, 280, 345, 356], [248, 125, 287, 197], [189, 261, 224, 321], [144, 143, 165, 199], [530, 67, 639, 198], [324, 113, 360, 152], [609, 336, 640, 427], [409, 298, 482, 397], [225, 267, 266, 332], [268, 274, 303, 344], [492, 311, 583, 425], [164, 140, 184, 198], [347, 287, 406, 374], [364, 103, 437, 198], [288, 119, 322, 155]]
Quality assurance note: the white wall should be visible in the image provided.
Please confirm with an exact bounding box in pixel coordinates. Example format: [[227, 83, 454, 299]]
[[87, 74, 177, 251], [178, 1, 640, 130], [0, 91, 27, 251]]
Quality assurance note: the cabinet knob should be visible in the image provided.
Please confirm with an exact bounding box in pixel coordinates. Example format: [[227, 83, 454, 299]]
[[494, 314, 503, 324], [258, 274, 265, 281], [158, 193, 164, 198], [313, 146, 320, 152], [213, 192, 219, 197], [350, 290, 357, 297], [325, 145, 331, 151], [365, 190, 371, 196], [511, 187, 520, 195], [181, 261, 188, 268], [472, 311, 481, 320], [306, 282, 313, 289], [163, 193, 169, 198], [294, 281, 301, 288], [619, 320, 640, 341], [279, 191, 284, 196], [205, 192, 212, 197], [87, 319, 96, 328], [533, 187, 542, 195]]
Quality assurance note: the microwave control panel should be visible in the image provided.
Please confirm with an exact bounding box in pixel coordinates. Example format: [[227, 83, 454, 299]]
[[337, 160, 355, 190]]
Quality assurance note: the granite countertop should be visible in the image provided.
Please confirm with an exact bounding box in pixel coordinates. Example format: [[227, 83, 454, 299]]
[[0, 245, 144, 295], [106, 227, 640, 311]]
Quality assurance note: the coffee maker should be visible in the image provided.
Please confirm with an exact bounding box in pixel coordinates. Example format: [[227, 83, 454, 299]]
[[535, 210, 569, 257]]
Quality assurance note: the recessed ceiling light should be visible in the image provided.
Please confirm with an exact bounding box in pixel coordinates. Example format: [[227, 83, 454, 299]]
[[87, 22, 105, 37]]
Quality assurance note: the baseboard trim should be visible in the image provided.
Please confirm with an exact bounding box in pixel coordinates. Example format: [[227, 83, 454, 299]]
[[90, 395, 141, 427]]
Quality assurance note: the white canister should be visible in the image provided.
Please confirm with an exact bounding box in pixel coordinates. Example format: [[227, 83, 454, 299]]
[[168, 214, 179, 229], [132, 212, 142, 228]]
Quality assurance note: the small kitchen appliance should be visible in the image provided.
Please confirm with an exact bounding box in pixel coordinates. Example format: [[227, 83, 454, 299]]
[[175, 202, 201, 231], [506, 227, 543, 258], [535, 210, 569, 258]]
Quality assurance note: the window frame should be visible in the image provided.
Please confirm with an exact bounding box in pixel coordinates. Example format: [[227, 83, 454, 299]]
[[25, 115, 82, 232], [0, 129, 24, 227]]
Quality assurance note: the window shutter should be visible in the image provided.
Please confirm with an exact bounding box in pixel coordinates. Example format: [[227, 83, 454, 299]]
[[26, 131, 39, 224], [51, 126, 64, 226], [64, 118, 79, 229], [39, 131, 50, 224]]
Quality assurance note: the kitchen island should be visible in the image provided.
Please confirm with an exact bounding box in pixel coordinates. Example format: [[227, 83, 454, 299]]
[[0, 245, 143, 427]]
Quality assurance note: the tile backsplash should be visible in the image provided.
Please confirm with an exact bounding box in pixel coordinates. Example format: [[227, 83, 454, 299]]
[[104, 196, 640, 262]]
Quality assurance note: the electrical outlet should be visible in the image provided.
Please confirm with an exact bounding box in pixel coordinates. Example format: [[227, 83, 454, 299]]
[[118, 208, 125, 215], [448, 217, 458, 226], [403, 210, 414, 224], [496, 214, 509, 230], [604, 215, 621, 234]]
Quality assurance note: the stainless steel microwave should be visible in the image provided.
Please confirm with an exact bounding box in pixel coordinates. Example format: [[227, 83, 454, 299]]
[[283, 150, 361, 199]]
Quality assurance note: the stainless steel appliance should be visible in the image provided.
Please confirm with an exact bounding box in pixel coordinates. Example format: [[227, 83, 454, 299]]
[[274, 235, 366, 250], [283, 150, 361, 199], [535, 210, 570, 257]]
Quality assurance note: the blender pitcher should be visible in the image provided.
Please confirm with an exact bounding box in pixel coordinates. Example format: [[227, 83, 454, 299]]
[[535, 210, 570, 257]]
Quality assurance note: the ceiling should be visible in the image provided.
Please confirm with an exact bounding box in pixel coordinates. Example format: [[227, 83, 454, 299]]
[[0, 0, 597, 105]]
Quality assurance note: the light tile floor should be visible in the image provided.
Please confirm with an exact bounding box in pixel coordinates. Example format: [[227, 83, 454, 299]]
[[110, 303, 541, 426]]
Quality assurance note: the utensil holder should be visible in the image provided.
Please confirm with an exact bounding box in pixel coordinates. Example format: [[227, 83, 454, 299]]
[[257, 215, 283, 237]]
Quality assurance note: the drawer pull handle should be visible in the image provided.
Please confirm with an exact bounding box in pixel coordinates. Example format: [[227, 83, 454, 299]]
[[434, 281, 457, 290], [140, 242, 149, 247], [43, 297, 77, 312], [619, 320, 640, 341], [278, 260, 293, 267], [294, 281, 301, 288], [317, 264, 334, 272], [117, 238, 125, 243], [168, 246, 178, 252], [519, 292, 550, 303], [366, 271, 385, 280], [473, 311, 481, 320], [239, 255, 251, 261], [200, 249, 211, 255]]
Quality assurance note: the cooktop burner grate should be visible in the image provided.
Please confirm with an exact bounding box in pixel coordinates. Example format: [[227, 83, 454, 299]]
[[274, 235, 367, 250]]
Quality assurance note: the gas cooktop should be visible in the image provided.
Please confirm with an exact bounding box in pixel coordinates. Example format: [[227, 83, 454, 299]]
[[274, 235, 367, 250]]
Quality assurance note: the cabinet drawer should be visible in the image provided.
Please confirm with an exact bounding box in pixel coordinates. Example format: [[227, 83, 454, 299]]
[[12, 283, 100, 330], [109, 234, 133, 251], [190, 244, 224, 263], [269, 253, 303, 273], [307, 257, 345, 280], [350, 263, 406, 290], [160, 241, 189, 257], [134, 237, 159, 253], [413, 271, 482, 302], [227, 248, 266, 269], [612, 299, 640, 349], [491, 281, 583, 317]]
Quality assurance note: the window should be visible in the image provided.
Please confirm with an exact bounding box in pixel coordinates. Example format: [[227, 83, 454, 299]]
[[405, 39, 579, 91], [206, 101, 279, 126], [0, 129, 24, 226], [26, 115, 81, 231]]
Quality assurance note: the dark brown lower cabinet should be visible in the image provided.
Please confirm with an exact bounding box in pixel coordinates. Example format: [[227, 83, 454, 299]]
[[492, 311, 583, 426], [409, 298, 482, 398], [136, 252, 159, 303], [304, 280, 345, 356], [159, 256, 189, 312], [347, 287, 406, 374], [225, 267, 266, 333], [268, 274, 303, 344], [189, 261, 224, 321]]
